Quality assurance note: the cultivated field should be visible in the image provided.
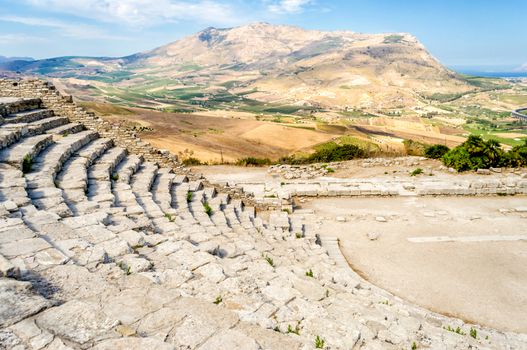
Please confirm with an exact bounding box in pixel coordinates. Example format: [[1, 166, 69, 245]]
[[83, 103, 340, 162]]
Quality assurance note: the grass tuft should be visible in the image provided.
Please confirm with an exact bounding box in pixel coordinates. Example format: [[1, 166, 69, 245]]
[[22, 154, 33, 174], [314, 335, 325, 349]]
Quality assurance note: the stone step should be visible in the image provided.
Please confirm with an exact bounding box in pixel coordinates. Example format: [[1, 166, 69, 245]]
[[0, 127, 23, 151], [46, 122, 84, 136], [26, 116, 70, 136], [24, 131, 99, 217], [55, 138, 114, 214], [0, 134, 53, 170], [152, 170, 176, 213], [114, 154, 143, 184], [131, 162, 158, 193], [4, 108, 52, 124], [89, 147, 127, 181], [76, 138, 114, 163], [0, 97, 41, 115]]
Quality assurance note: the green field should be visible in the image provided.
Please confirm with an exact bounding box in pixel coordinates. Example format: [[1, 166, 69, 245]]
[[493, 93, 527, 106]]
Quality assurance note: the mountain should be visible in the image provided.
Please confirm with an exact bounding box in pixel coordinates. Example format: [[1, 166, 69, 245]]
[[0, 55, 33, 63], [0, 23, 472, 110]]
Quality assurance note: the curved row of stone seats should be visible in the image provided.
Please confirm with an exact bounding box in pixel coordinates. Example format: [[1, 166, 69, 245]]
[[25, 130, 99, 218], [0, 133, 53, 169], [56, 138, 114, 215], [1, 97, 526, 349], [87, 146, 127, 207]]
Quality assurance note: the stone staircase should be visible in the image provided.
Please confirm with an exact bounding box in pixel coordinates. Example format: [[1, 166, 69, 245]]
[[0, 97, 526, 349]]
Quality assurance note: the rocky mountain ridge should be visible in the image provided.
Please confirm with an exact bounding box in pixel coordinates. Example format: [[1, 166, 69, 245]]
[[0, 23, 472, 109]]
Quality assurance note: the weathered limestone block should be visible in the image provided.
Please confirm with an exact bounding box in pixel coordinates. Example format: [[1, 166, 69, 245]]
[[0, 253, 19, 278], [0, 278, 50, 327], [119, 255, 152, 273], [36, 300, 119, 345], [0, 237, 51, 258]]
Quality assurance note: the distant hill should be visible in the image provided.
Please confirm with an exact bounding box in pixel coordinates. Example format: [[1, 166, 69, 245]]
[[0, 55, 33, 63], [0, 23, 473, 110]]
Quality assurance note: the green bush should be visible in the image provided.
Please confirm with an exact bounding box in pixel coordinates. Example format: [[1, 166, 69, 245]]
[[281, 144, 365, 164], [442, 135, 505, 171], [236, 157, 271, 167], [504, 139, 527, 167], [424, 144, 450, 159], [411, 168, 423, 176], [182, 157, 202, 166]]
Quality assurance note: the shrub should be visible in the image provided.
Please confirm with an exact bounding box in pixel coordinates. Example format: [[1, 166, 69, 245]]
[[424, 144, 450, 159], [442, 135, 505, 171], [307, 144, 364, 163], [111, 173, 119, 181], [213, 295, 222, 305], [186, 191, 193, 203], [442, 146, 474, 171], [403, 139, 426, 156], [305, 269, 314, 278], [280, 143, 366, 165], [182, 157, 202, 166], [22, 154, 33, 174], [410, 168, 423, 176], [236, 157, 272, 167], [504, 139, 527, 167]]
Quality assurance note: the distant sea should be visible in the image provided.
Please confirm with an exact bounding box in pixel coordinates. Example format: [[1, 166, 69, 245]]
[[453, 69, 527, 78]]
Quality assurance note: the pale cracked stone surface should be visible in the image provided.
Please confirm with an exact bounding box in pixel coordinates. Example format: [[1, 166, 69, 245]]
[[36, 300, 119, 344], [0, 279, 50, 328]]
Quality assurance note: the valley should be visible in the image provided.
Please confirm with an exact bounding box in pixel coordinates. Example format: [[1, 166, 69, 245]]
[[2, 23, 527, 162]]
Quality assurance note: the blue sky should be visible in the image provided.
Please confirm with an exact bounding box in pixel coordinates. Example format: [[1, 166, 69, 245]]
[[0, 0, 526, 70]]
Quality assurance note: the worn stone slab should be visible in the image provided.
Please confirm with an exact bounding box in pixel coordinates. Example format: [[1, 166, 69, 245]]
[[36, 300, 119, 345], [0, 278, 50, 327], [0, 237, 51, 258]]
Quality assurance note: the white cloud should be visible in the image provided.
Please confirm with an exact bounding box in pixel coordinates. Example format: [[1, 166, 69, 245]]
[[0, 15, 128, 40], [267, 0, 313, 14], [24, 0, 239, 26], [0, 33, 48, 45]]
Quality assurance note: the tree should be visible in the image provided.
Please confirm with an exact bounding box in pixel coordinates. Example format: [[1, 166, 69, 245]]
[[441, 135, 507, 171]]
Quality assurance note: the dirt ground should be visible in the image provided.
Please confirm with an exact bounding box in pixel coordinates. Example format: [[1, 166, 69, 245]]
[[194, 158, 506, 182], [101, 108, 338, 163], [302, 196, 527, 333]]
